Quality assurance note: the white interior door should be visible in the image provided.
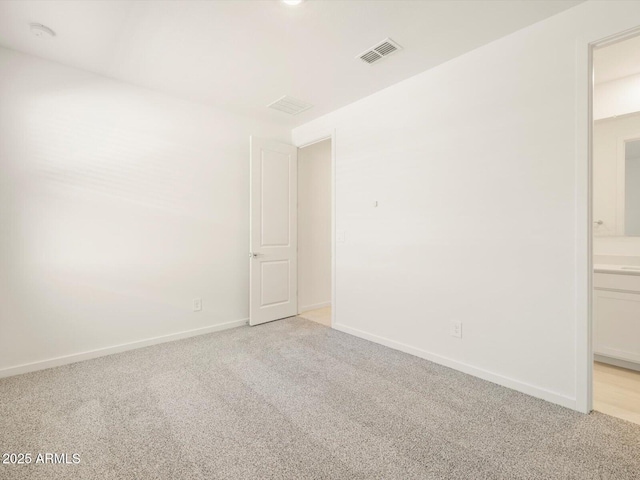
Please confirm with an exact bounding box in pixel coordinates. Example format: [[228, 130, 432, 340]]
[[249, 136, 298, 326]]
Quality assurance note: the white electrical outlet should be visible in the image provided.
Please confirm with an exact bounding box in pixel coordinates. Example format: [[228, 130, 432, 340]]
[[336, 231, 346, 243], [451, 321, 462, 338], [193, 298, 202, 312]]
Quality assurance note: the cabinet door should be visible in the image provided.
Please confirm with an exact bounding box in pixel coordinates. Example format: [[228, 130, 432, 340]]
[[594, 289, 640, 364]]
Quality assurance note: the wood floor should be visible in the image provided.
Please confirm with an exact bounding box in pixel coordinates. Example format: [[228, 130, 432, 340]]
[[594, 361, 640, 425], [298, 306, 331, 327]]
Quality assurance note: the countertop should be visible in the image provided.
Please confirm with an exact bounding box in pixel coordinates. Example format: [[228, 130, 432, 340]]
[[594, 264, 640, 276]]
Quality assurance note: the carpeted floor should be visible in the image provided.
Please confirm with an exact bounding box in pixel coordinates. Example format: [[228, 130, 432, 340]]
[[1, 317, 640, 480]]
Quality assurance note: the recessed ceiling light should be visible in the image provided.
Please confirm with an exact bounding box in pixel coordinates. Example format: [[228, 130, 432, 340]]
[[30, 23, 55, 38], [282, 0, 305, 5]]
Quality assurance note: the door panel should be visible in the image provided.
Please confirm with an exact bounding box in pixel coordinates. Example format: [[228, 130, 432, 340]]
[[261, 260, 290, 306], [261, 150, 291, 246], [250, 137, 297, 325]]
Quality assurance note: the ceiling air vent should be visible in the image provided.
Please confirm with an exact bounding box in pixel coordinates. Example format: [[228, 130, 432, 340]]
[[357, 38, 402, 64], [267, 95, 313, 115]]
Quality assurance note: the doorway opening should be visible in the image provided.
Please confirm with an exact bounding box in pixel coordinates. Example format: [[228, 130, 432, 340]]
[[296, 138, 333, 327], [248, 134, 335, 327], [591, 31, 640, 425]]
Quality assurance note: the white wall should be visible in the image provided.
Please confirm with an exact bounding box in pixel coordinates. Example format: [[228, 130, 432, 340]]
[[298, 139, 332, 312], [594, 73, 640, 120], [594, 236, 640, 258], [293, 1, 640, 410], [0, 47, 289, 375]]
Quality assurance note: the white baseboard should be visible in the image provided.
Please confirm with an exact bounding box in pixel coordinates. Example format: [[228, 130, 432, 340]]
[[595, 346, 640, 365], [0, 318, 248, 379], [333, 323, 577, 411], [595, 354, 640, 372], [299, 302, 331, 313]]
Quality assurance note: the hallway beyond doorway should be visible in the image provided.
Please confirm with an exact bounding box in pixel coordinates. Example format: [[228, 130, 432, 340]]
[[298, 307, 331, 327]]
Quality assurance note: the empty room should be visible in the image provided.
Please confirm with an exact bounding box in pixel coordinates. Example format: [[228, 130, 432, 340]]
[[1, 1, 640, 479]]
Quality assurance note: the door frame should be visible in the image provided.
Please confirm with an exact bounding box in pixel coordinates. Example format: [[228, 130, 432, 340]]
[[578, 25, 640, 414], [294, 130, 337, 328]]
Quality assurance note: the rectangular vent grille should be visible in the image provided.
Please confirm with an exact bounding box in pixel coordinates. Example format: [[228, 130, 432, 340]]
[[267, 95, 313, 115], [361, 51, 382, 64], [357, 38, 402, 65]]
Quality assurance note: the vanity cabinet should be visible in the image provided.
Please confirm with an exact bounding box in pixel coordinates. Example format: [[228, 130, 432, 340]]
[[593, 273, 640, 366]]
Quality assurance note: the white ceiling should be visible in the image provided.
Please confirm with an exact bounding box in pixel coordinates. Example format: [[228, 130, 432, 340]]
[[0, 0, 584, 127], [594, 33, 640, 85]]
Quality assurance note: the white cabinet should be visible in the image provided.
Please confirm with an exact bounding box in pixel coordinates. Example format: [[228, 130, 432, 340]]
[[593, 281, 640, 365]]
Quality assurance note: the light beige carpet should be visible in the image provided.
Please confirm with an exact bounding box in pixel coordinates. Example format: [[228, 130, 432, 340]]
[[1, 317, 640, 479]]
